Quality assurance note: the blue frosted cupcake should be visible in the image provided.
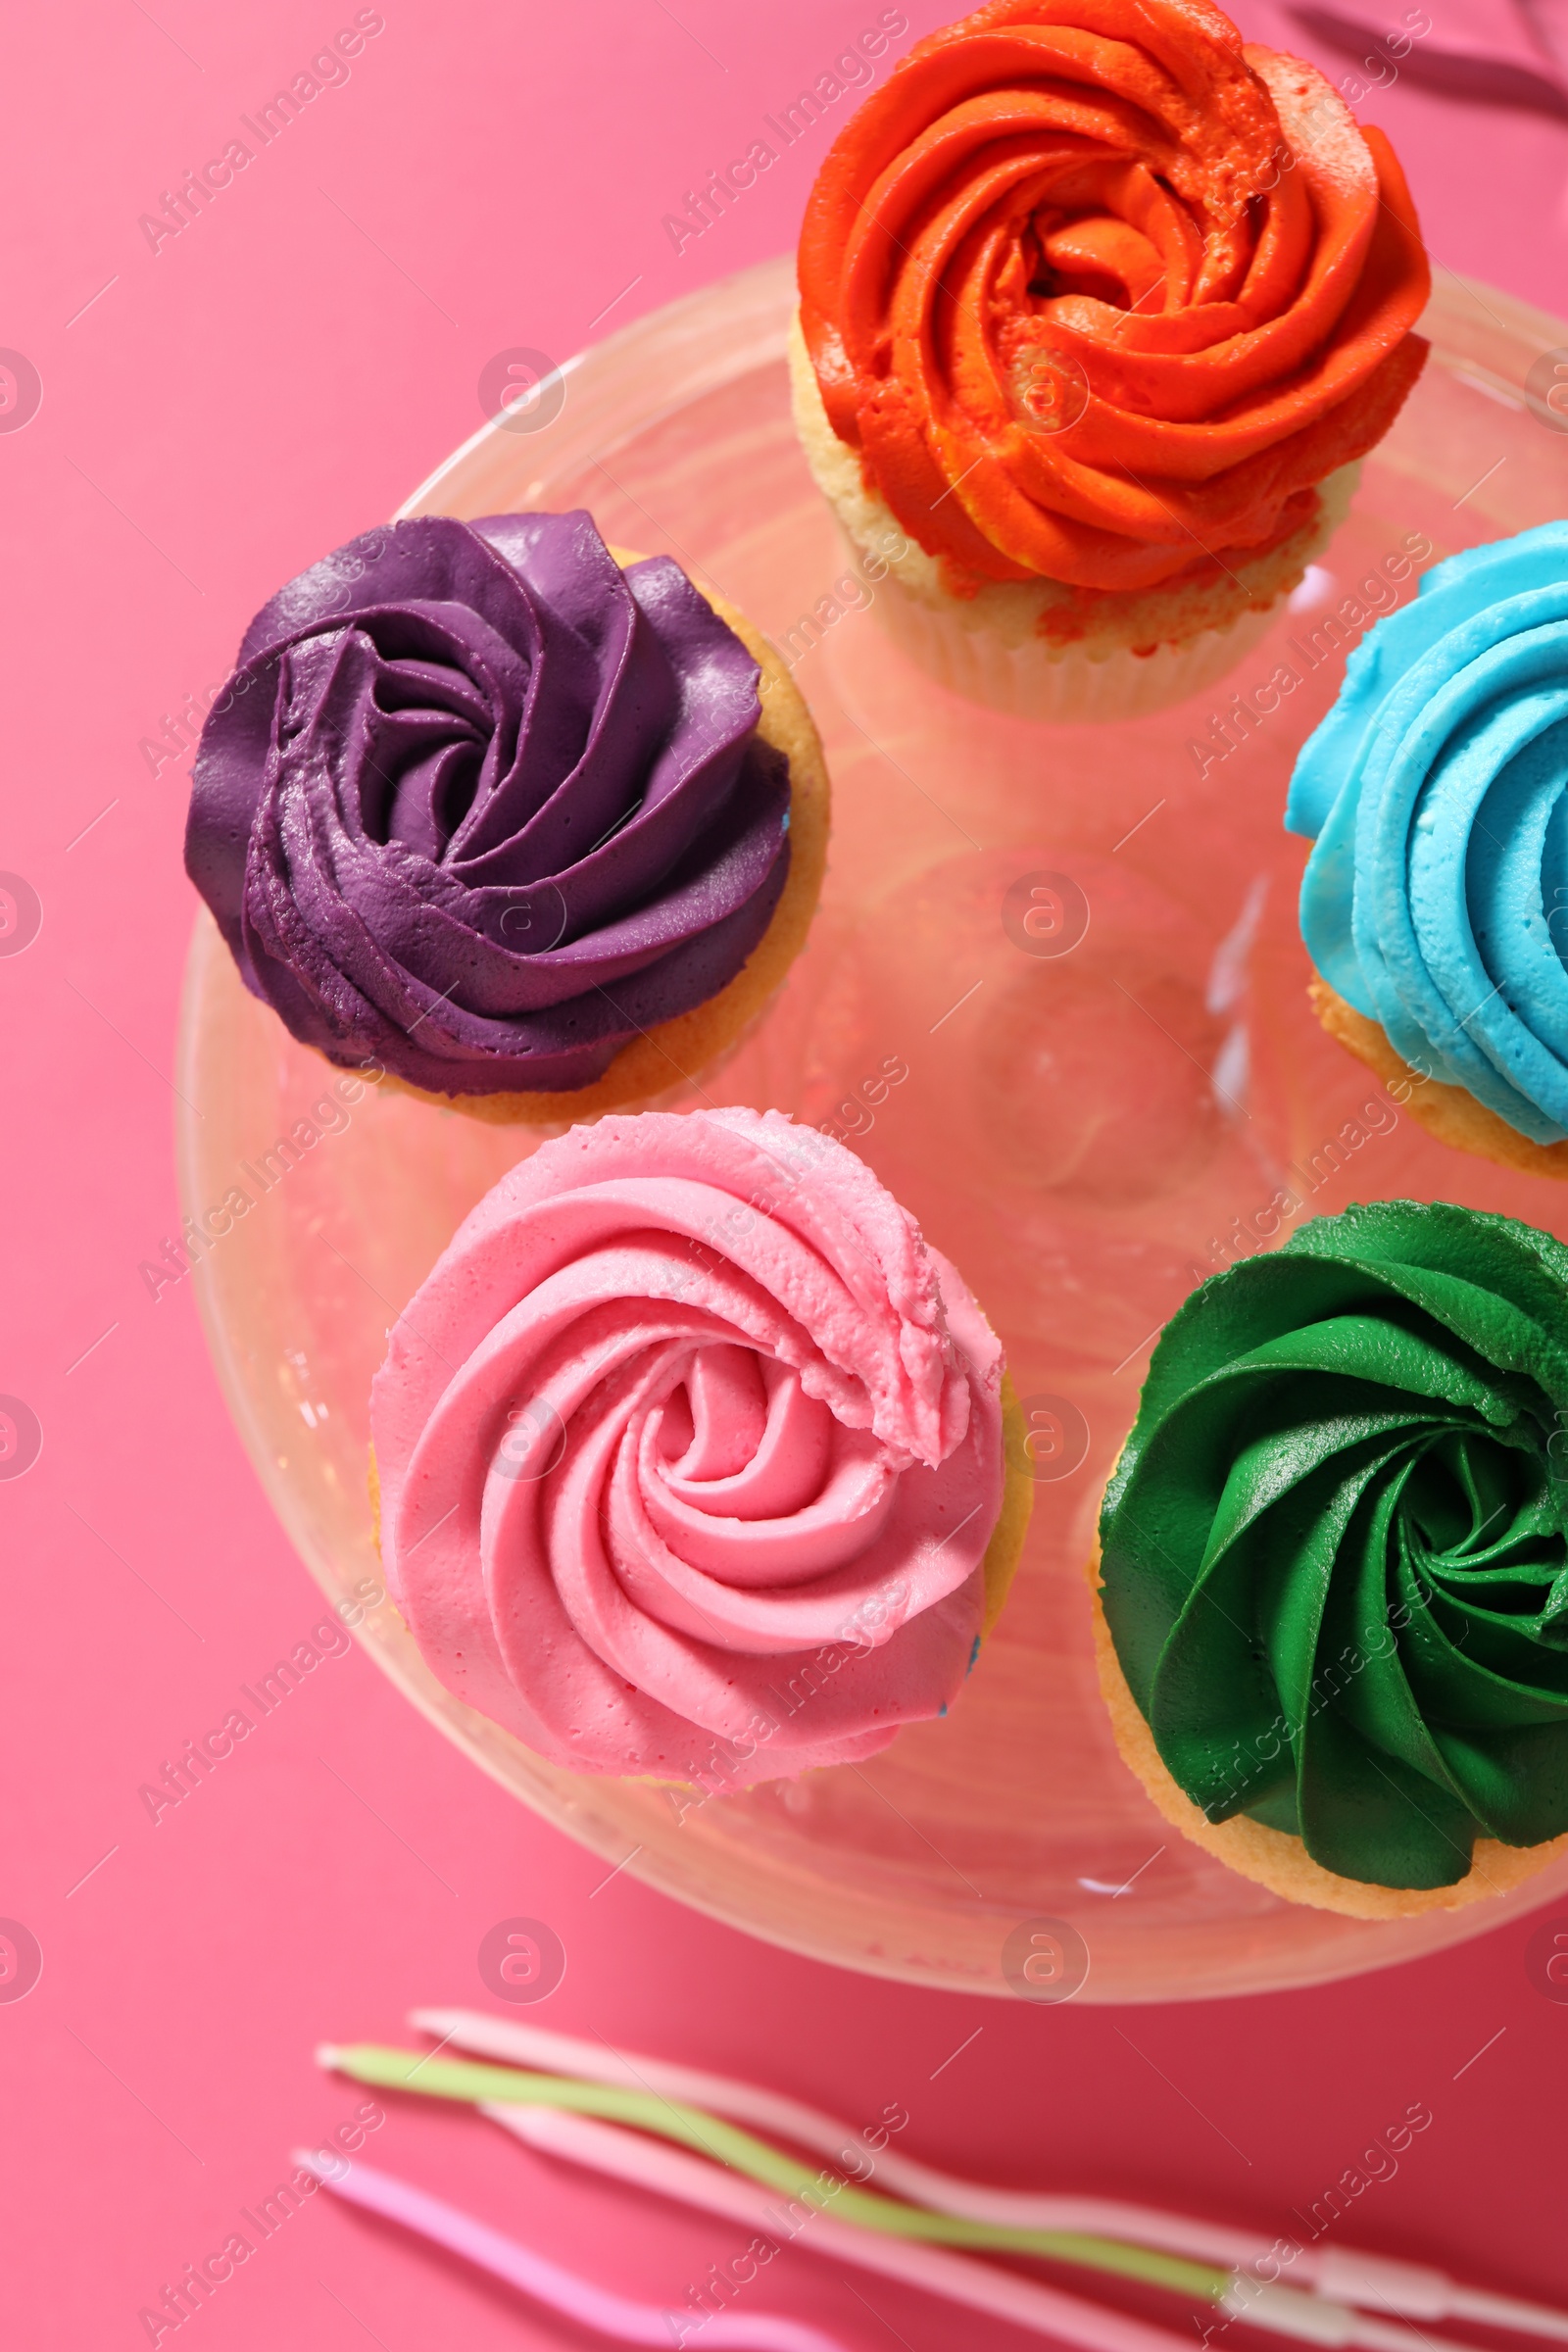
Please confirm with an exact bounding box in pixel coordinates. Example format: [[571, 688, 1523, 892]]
[[1287, 522, 1568, 1176]]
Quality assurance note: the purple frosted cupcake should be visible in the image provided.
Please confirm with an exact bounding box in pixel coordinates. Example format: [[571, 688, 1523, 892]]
[[185, 510, 829, 1121]]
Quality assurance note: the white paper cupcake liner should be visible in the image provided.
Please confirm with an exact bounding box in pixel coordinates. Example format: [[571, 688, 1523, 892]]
[[861, 567, 1284, 723]]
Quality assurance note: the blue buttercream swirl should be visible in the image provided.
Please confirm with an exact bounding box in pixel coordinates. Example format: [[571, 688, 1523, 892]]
[[1287, 522, 1568, 1145]]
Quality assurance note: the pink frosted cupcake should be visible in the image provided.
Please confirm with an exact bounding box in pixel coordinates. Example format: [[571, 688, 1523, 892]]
[[370, 1107, 1030, 1788]]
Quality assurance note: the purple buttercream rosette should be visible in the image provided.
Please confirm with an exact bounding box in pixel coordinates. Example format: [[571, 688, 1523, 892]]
[[184, 510, 792, 1096]]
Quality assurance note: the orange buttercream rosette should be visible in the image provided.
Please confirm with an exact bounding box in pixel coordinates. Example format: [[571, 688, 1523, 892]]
[[798, 0, 1431, 594]]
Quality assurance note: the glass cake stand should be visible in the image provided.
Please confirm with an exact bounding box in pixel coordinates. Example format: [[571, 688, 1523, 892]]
[[178, 255, 1568, 2002]]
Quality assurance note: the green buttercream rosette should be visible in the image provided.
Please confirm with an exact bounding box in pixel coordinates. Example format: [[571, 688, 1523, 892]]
[[1100, 1200, 1568, 1889]]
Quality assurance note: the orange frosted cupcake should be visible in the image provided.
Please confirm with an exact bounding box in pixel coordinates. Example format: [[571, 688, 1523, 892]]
[[792, 0, 1431, 721]]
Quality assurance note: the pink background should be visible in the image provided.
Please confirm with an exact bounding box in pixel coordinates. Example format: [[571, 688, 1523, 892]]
[[5, 3, 1568, 2345]]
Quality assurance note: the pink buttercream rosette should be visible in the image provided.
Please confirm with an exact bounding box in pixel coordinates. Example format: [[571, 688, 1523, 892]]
[[370, 1106, 1008, 1786]]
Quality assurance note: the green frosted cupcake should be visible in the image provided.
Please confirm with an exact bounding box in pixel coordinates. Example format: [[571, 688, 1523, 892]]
[[1092, 1200, 1568, 1918]]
